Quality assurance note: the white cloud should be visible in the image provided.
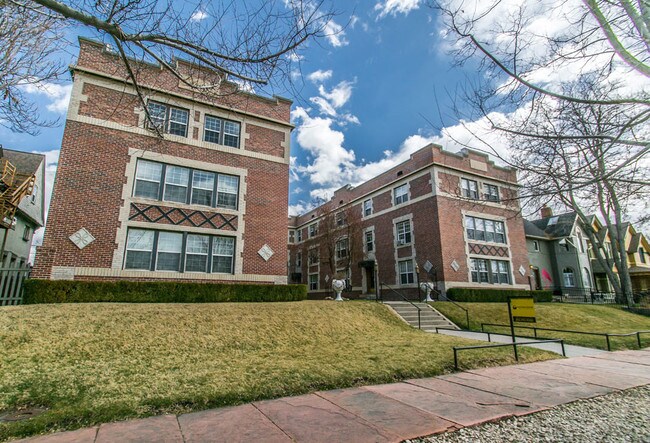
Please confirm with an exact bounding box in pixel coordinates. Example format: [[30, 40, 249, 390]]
[[190, 10, 208, 21], [324, 19, 348, 47], [309, 96, 337, 116], [21, 82, 72, 114], [318, 80, 354, 109], [287, 52, 304, 62], [231, 78, 255, 94], [341, 113, 360, 125], [375, 0, 422, 18], [307, 69, 333, 83]]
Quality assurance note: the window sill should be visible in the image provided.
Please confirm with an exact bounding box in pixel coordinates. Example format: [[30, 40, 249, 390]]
[[466, 239, 508, 247]]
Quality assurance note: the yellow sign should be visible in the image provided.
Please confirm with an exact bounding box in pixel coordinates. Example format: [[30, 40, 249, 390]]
[[509, 297, 536, 323]]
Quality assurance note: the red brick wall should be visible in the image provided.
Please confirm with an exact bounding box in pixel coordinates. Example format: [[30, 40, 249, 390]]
[[246, 124, 286, 157], [78, 83, 139, 126]]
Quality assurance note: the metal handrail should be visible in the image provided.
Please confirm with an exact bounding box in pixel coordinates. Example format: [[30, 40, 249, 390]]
[[436, 293, 470, 330], [481, 323, 650, 351], [380, 282, 421, 329], [453, 339, 566, 369]]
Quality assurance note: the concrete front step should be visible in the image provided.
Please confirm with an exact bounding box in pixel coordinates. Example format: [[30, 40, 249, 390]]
[[384, 302, 460, 330]]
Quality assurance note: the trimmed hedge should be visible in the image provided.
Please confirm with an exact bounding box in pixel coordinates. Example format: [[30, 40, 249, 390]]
[[446, 288, 553, 303], [22, 279, 307, 304]]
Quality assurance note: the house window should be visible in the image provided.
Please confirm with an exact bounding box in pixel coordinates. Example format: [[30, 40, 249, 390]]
[[533, 240, 539, 252], [640, 248, 647, 264], [365, 230, 374, 252], [133, 160, 239, 210], [484, 184, 499, 202], [335, 238, 348, 260], [156, 231, 183, 271], [396, 220, 412, 245], [288, 230, 295, 244], [470, 258, 509, 284], [309, 274, 318, 290], [295, 251, 302, 267], [190, 170, 215, 206], [147, 101, 189, 137], [124, 229, 155, 270], [204, 115, 241, 148], [163, 165, 190, 203], [394, 184, 409, 205], [134, 160, 163, 199], [212, 236, 235, 273], [465, 216, 506, 244], [124, 229, 234, 274], [22, 226, 31, 241], [308, 248, 319, 265], [461, 178, 479, 199], [363, 199, 372, 217], [336, 212, 346, 227], [398, 259, 415, 284], [577, 232, 585, 253], [297, 229, 303, 242], [185, 234, 209, 272], [563, 267, 575, 287], [308, 223, 318, 238]]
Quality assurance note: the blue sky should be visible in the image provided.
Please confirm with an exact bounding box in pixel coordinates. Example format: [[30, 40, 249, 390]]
[[3, 0, 647, 233]]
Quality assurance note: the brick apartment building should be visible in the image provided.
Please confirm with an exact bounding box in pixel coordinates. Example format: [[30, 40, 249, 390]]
[[287, 144, 531, 298], [33, 38, 292, 284]]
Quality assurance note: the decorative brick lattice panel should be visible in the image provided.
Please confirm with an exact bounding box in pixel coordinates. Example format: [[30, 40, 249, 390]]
[[468, 243, 509, 257], [129, 203, 237, 230]]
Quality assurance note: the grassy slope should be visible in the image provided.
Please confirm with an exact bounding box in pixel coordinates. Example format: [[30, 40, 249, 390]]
[[434, 302, 650, 350], [0, 301, 554, 440]]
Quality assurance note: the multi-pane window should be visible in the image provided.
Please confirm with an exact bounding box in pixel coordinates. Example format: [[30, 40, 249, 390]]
[[470, 258, 510, 284], [212, 236, 235, 273], [335, 238, 348, 259], [156, 231, 183, 271], [164, 166, 190, 203], [465, 216, 506, 244], [308, 248, 319, 265], [484, 184, 499, 202], [563, 267, 575, 287], [398, 259, 415, 284], [396, 220, 412, 245], [640, 248, 647, 264], [133, 159, 239, 210], [295, 251, 302, 267], [533, 240, 540, 252], [363, 199, 372, 216], [204, 115, 241, 148], [296, 229, 303, 242], [308, 223, 318, 238], [336, 212, 346, 227], [365, 230, 374, 252], [124, 229, 155, 270], [146, 101, 189, 137], [394, 184, 409, 205], [22, 226, 31, 241], [309, 274, 318, 290], [461, 178, 479, 199], [134, 160, 163, 199], [191, 171, 215, 206], [124, 228, 235, 274], [185, 234, 209, 272]]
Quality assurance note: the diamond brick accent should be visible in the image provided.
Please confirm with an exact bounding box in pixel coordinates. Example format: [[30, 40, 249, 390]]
[[258, 244, 274, 261], [468, 243, 509, 257], [129, 203, 237, 230], [69, 228, 95, 250]]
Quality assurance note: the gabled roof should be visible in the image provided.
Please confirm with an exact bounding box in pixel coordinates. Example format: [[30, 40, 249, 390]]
[[528, 212, 577, 239], [629, 232, 642, 253], [523, 219, 548, 238], [2, 148, 44, 176]]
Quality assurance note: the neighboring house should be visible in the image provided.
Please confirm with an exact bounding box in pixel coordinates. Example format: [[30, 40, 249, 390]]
[[33, 38, 292, 283], [288, 144, 531, 298], [0, 148, 45, 267], [589, 221, 650, 293], [525, 208, 594, 295]]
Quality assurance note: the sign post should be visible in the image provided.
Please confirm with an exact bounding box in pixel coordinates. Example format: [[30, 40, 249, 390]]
[[507, 296, 536, 361]]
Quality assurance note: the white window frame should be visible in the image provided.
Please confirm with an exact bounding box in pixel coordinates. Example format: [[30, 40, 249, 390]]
[[394, 184, 409, 205], [398, 259, 415, 285], [309, 273, 319, 290], [308, 247, 319, 265], [461, 178, 479, 199], [396, 220, 412, 246], [365, 229, 375, 253], [563, 267, 576, 287], [335, 237, 349, 260], [484, 183, 499, 202], [204, 115, 242, 148], [362, 199, 373, 217], [146, 101, 189, 137], [308, 223, 318, 238]]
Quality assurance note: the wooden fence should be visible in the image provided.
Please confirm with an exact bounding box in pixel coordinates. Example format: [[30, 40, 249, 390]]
[[0, 266, 30, 306]]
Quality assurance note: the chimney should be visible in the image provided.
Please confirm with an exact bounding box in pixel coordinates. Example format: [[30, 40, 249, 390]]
[[541, 205, 553, 219]]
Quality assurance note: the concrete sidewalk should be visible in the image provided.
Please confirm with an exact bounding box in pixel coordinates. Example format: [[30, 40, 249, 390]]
[[434, 329, 607, 357], [17, 349, 650, 443]]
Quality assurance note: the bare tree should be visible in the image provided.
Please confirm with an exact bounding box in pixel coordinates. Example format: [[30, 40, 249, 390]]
[[1, 0, 334, 133], [429, 0, 649, 304], [0, 0, 66, 134]]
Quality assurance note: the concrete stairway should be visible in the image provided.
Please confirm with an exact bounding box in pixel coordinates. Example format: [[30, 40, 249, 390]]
[[385, 301, 460, 332]]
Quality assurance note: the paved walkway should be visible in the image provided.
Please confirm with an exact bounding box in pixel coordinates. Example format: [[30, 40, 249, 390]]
[[17, 349, 650, 443], [434, 329, 606, 357]]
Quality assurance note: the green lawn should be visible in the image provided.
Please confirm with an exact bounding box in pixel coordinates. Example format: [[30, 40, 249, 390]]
[[434, 302, 650, 350], [0, 301, 555, 441]]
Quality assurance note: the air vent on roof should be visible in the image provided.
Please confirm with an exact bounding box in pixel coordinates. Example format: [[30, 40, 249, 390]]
[[339, 200, 344, 205], [548, 216, 559, 226], [397, 171, 403, 176]]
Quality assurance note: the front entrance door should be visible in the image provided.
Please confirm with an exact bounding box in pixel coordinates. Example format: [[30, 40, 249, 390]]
[[531, 267, 542, 290], [366, 265, 376, 294]]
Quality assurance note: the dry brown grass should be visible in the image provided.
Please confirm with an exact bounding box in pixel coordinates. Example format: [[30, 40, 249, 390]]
[[0, 301, 555, 440]]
